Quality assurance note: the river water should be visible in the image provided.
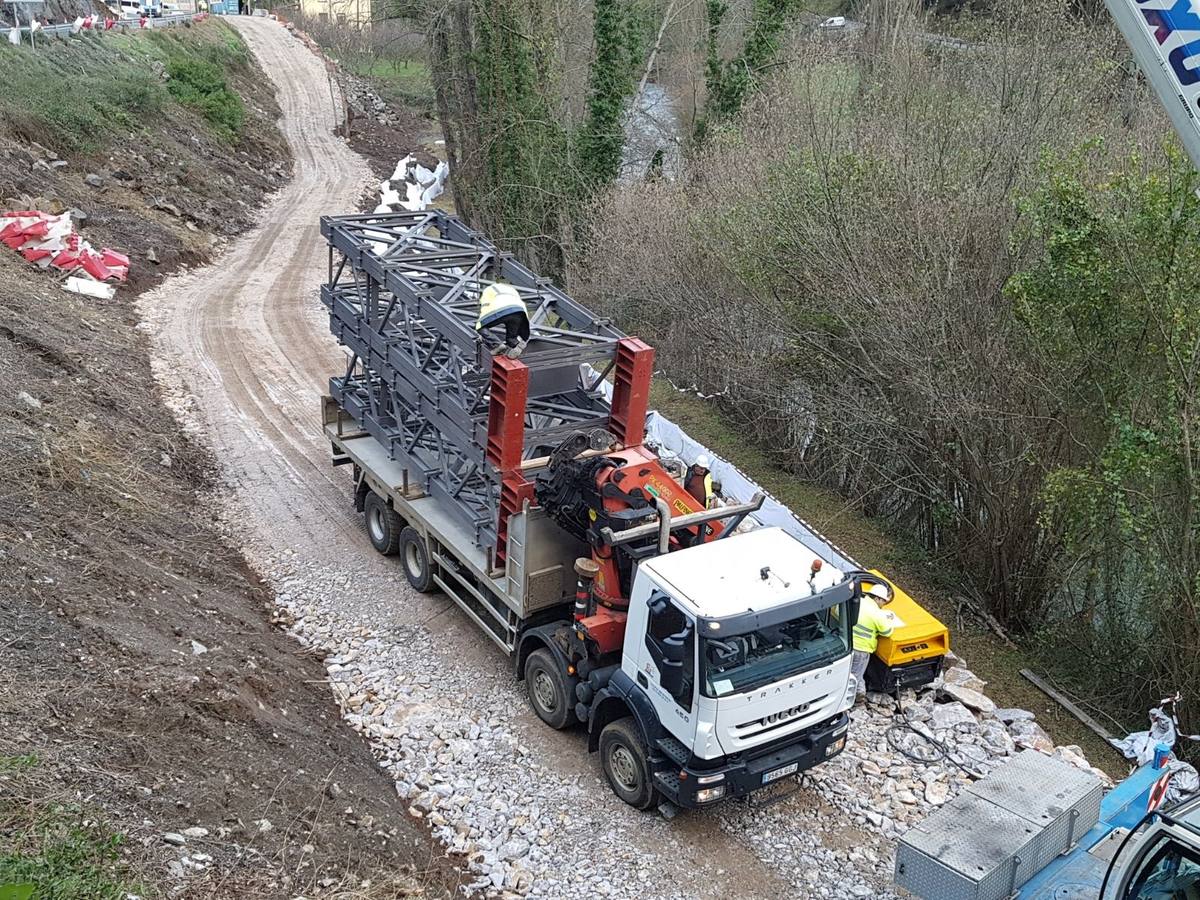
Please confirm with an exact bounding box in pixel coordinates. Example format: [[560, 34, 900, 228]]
[[619, 82, 683, 183]]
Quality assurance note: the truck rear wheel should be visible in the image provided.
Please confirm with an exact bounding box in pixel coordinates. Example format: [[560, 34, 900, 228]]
[[599, 717, 657, 810], [524, 648, 573, 730], [399, 526, 434, 593], [364, 492, 400, 555]]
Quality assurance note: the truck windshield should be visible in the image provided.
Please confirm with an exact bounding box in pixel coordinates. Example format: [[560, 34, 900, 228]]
[[701, 604, 849, 698]]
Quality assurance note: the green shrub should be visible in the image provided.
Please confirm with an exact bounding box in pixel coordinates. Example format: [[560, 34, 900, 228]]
[[166, 56, 244, 138]]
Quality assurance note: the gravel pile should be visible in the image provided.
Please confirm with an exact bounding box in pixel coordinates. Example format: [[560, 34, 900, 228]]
[[225, 534, 1106, 899]]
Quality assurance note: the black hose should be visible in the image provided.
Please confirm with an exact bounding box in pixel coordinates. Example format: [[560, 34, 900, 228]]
[[884, 694, 988, 780]]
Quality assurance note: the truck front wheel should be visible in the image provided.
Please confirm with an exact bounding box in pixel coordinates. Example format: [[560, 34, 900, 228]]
[[599, 717, 657, 810], [364, 492, 400, 555], [399, 527, 434, 593], [524, 649, 574, 730]]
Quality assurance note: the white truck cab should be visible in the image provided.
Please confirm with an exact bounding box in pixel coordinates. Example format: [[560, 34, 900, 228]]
[[591, 527, 856, 809]]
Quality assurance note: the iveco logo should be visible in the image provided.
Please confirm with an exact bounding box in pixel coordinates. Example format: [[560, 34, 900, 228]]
[[761, 702, 810, 726]]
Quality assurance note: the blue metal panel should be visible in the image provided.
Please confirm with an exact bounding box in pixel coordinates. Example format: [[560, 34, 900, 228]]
[[1019, 751, 1169, 899]]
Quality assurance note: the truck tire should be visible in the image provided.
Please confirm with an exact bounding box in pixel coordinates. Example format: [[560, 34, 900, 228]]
[[399, 527, 435, 593], [364, 492, 400, 555], [524, 648, 574, 730], [599, 717, 657, 810]]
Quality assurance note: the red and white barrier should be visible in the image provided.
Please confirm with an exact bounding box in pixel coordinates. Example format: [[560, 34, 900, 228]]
[[1, 210, 130, 290]]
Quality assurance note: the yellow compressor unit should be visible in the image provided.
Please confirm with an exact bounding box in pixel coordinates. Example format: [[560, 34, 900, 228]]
[[861, 570, 949, 693]]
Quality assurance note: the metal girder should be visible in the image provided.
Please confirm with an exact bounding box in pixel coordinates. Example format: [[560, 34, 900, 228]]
[[321, 210, 643, 552]]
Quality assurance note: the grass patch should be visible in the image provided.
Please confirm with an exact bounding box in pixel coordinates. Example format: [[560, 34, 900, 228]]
[[0, 756, 37, 775], [0, 754, 147, 900], [166, 56, 245, 139], [345, 56, 433, 107], [0, 20, 251, 155], [0, 37, 165, 154], [649, 380, 1130, 775]]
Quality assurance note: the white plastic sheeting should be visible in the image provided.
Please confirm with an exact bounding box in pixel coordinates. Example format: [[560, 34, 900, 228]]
[[374, 154, 448, 215], [1111, 699, 1200, 806]]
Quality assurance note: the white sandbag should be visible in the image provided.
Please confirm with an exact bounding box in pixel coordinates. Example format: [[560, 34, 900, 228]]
[[389, 155, 415, 184], [64, 276, 116, 299], [412, 163, 435, 185]]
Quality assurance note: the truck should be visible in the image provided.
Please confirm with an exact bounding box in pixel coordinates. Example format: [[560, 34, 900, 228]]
[[319, 210, 869, 813]]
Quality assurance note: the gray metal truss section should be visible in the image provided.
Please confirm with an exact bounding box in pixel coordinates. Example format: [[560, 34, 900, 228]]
[[321, 210, 627, 548]]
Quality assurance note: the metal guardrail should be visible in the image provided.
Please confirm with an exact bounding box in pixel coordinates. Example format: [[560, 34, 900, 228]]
[[1, 11, 203, 43]]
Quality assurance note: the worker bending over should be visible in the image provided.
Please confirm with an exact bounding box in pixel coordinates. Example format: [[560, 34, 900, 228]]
[[475, 261, 530, 359], [684, 454, 714, 509], [851, 584, 894, 700]]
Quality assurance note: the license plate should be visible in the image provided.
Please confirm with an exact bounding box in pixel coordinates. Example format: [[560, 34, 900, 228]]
[[762, 762, 799, 784]]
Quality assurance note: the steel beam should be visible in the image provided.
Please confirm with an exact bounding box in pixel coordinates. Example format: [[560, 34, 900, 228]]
[[321, 210, 648, 554]]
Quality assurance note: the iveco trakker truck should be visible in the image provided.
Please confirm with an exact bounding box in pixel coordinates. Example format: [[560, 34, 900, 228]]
[[319, 210, 869, 813]]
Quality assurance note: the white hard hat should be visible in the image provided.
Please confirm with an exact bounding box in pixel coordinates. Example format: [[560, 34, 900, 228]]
[[695, 454, 710, 468], [866, 583, 890, 602]]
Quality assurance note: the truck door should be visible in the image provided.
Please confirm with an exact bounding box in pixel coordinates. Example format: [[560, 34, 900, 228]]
[[1113, 831, 1200, 898], [632, 590, 698, 747]]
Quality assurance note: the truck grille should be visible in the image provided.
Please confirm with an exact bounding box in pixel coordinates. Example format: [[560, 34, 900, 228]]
[[734, 694, 829, 739]]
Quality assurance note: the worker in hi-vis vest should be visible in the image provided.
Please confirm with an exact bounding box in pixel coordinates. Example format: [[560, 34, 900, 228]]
[[851, 584, 894, 699], [475, 260, 530, 359]]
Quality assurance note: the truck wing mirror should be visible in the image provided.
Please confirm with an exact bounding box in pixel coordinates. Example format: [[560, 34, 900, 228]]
[[662, 629, 688, 664]]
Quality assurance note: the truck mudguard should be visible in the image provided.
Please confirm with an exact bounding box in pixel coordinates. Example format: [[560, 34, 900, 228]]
[[513, 623, 570, 680], [587, 668, 662, 753]]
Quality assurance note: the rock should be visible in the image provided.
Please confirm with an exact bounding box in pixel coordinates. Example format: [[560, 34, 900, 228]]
[[1009, 718, 1054, 752], [255, 818, 273, 833], [190, 640, 208, 655], [994, 708, 1035, 723], [499, 837, 530, 861], [930, 700, 978, 731], [50, 159, 68, 169], [16, 391, 41, 410], [980, 721, 1016, 756], [69, 207, 87, 223], [154, 199, 183, 218], [182, 826, 208, 839], [941, 683, 996, 715], [147, 247, 160, 265], [943, 665, 987, 692], [84, 173, 104, 188], [924, 780, 950, 805], [159, 452, 172, 467], [1054, 745, 1094, 772], [162, 832, 186, 846]]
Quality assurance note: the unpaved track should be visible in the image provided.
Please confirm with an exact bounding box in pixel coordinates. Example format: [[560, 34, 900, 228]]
[[139, 19, 897, 899]]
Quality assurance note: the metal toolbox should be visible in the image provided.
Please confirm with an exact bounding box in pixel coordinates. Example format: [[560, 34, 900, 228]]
[[895, 792, 1043, 900], [895, 749, 1105, 900], [966, 749, 1102, 869]]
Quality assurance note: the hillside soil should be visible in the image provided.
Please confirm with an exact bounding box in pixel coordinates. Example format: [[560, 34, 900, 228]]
[[0, 18, 459, 899]]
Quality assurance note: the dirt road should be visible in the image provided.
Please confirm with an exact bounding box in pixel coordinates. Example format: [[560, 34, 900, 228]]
[[139, 18, 898, 899]]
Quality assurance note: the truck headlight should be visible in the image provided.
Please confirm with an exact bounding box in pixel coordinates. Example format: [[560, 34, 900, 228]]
[[825, 736, 846, 757], [696, 786, 726, 803]]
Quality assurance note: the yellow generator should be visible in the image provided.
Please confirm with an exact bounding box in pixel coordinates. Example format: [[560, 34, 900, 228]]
[[861, 570, 950, 693]]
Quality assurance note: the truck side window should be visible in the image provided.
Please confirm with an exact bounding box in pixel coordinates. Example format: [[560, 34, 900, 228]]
[[1125, 837, 1200, 899], [645, 593, 695, 710]]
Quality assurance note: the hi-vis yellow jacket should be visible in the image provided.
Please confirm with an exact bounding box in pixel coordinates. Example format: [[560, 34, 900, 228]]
[[476, 283, 526, 330], [853, 596, 894, 653]]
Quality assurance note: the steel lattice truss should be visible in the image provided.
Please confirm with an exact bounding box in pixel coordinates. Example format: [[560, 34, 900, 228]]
[[321, 210, 628, 548]]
